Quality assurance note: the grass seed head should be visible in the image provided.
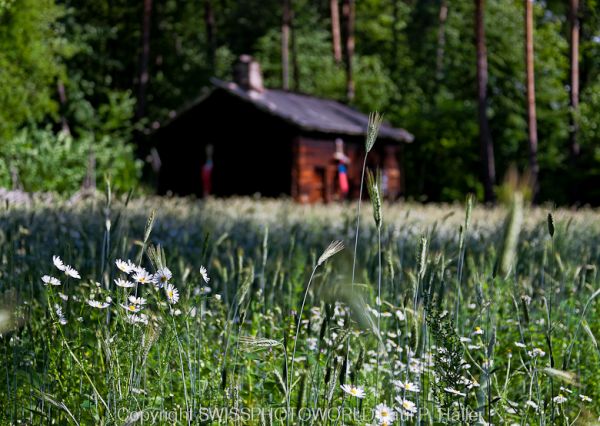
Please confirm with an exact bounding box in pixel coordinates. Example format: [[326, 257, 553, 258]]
[[366, 169, 383, 229], [317, 240, 344, 266], [365, 111, 383, 153]]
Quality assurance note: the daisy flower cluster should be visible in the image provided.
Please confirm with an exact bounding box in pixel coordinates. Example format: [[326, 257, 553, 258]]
[[551, 387, 593, 406], [41, 254, 197, 326], [114, 259, 181, 323], [40, 256, 82, 324], [41, 255, 82, 288], [340, 382, 418, 424]]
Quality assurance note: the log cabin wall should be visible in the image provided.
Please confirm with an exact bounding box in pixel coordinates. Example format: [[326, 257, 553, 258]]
[[292, 136, 403, 203], [293, 136, 338, 203], [382, 145, 402, 198]]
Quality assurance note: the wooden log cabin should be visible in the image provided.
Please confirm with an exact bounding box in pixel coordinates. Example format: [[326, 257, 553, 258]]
[[154, 56, 413, 203]]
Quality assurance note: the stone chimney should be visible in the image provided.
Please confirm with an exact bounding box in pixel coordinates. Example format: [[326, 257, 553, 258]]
[[233, 55, 264, 92]]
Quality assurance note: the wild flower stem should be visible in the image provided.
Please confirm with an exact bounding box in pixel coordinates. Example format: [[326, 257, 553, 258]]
[[343, 154, 368, 383], [48, 293, 114, 421], [351, 155, 368, 289], [289, 264, 318, 400], [170, 314, 191, 425], [376, 224, 382, 398]]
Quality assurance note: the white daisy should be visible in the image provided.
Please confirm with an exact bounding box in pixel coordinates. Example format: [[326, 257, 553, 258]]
[[128, 296, 147, 306], [132, 269, 153, 285], [340, 384, 365, 398], [394, 380, 420, 393], [472, 326, 484, 335], [528, 347, 546, 358], [444, 387, 466, 397], [125, 313, 148, 324], [41, 275, 61, 286], [200, 265, 210, 283], [54, 304, 67, 325], [58, 292, 69, 301], [579, 394, 592, 402], [165, 283, 179, 304], [115, 259, 135, 274], [154, 267, 172, 288], [525, 400, 538, 410], [375, 403, 396, 424], [553, 394, 567, 404], [514, 341, 527, 348], [114, 278, 135, 288], [63, 265, 81, 279], [87, 300, 110, 309], [53, 255, 66, 271], [121, 303, 141, 313], [395, 397, 417, 417]]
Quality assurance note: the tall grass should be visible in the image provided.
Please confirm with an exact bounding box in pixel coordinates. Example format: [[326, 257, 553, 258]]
[[1, 188, 600, 424]]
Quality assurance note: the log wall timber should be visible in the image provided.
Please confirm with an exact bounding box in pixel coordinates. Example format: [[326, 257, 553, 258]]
[[293, 136, 402, 203]]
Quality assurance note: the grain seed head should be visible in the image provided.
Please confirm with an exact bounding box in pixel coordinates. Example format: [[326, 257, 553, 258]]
[[317, 240, 345, 266], [365, 112, 383, 153]]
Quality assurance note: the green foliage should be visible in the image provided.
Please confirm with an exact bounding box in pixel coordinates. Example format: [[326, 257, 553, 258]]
[[256, 28, 345, 99], [425, 302, 466, 413], [0, 127, 141, 193], [1, 0, 600, 202], [256, 25, 394, 111], [0, 0, 66, 138]]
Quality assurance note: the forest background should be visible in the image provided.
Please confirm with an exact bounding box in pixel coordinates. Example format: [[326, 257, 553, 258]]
[[1, 0, 599, 204]]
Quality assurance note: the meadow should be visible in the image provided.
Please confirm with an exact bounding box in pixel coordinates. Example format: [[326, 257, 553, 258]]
[[1, 190, 600, 425]]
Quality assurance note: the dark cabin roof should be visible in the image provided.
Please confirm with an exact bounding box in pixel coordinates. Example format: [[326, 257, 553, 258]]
[[159, 78, 414, 143]]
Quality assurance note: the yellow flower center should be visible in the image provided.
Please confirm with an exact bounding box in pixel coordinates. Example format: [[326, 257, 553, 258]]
[[128, 305, 136, 311], [168, 291, 173, 298], [350, 388, 357, 395]]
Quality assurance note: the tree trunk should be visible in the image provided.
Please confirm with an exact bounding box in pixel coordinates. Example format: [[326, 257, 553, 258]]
[[436, 0, 448, 79], [524, 0, 539, 196], [569, 0, 580, 202], [391, 0, 399, 75], [282, 0, 291, 90], [475, 0, 496, 202], [56, 80, 71, 135], [290, 3, 300, 91], [342, 0, 355, 102], [330, 0, 342, 64], [135, 0, 152, 121], [204, 0, 216, 73]]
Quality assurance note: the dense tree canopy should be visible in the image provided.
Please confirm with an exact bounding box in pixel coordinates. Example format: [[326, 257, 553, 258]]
[[0, 0, 599, 203]]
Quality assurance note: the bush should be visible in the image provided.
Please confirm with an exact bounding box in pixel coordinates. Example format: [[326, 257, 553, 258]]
[[0, 126, 141, 194]]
